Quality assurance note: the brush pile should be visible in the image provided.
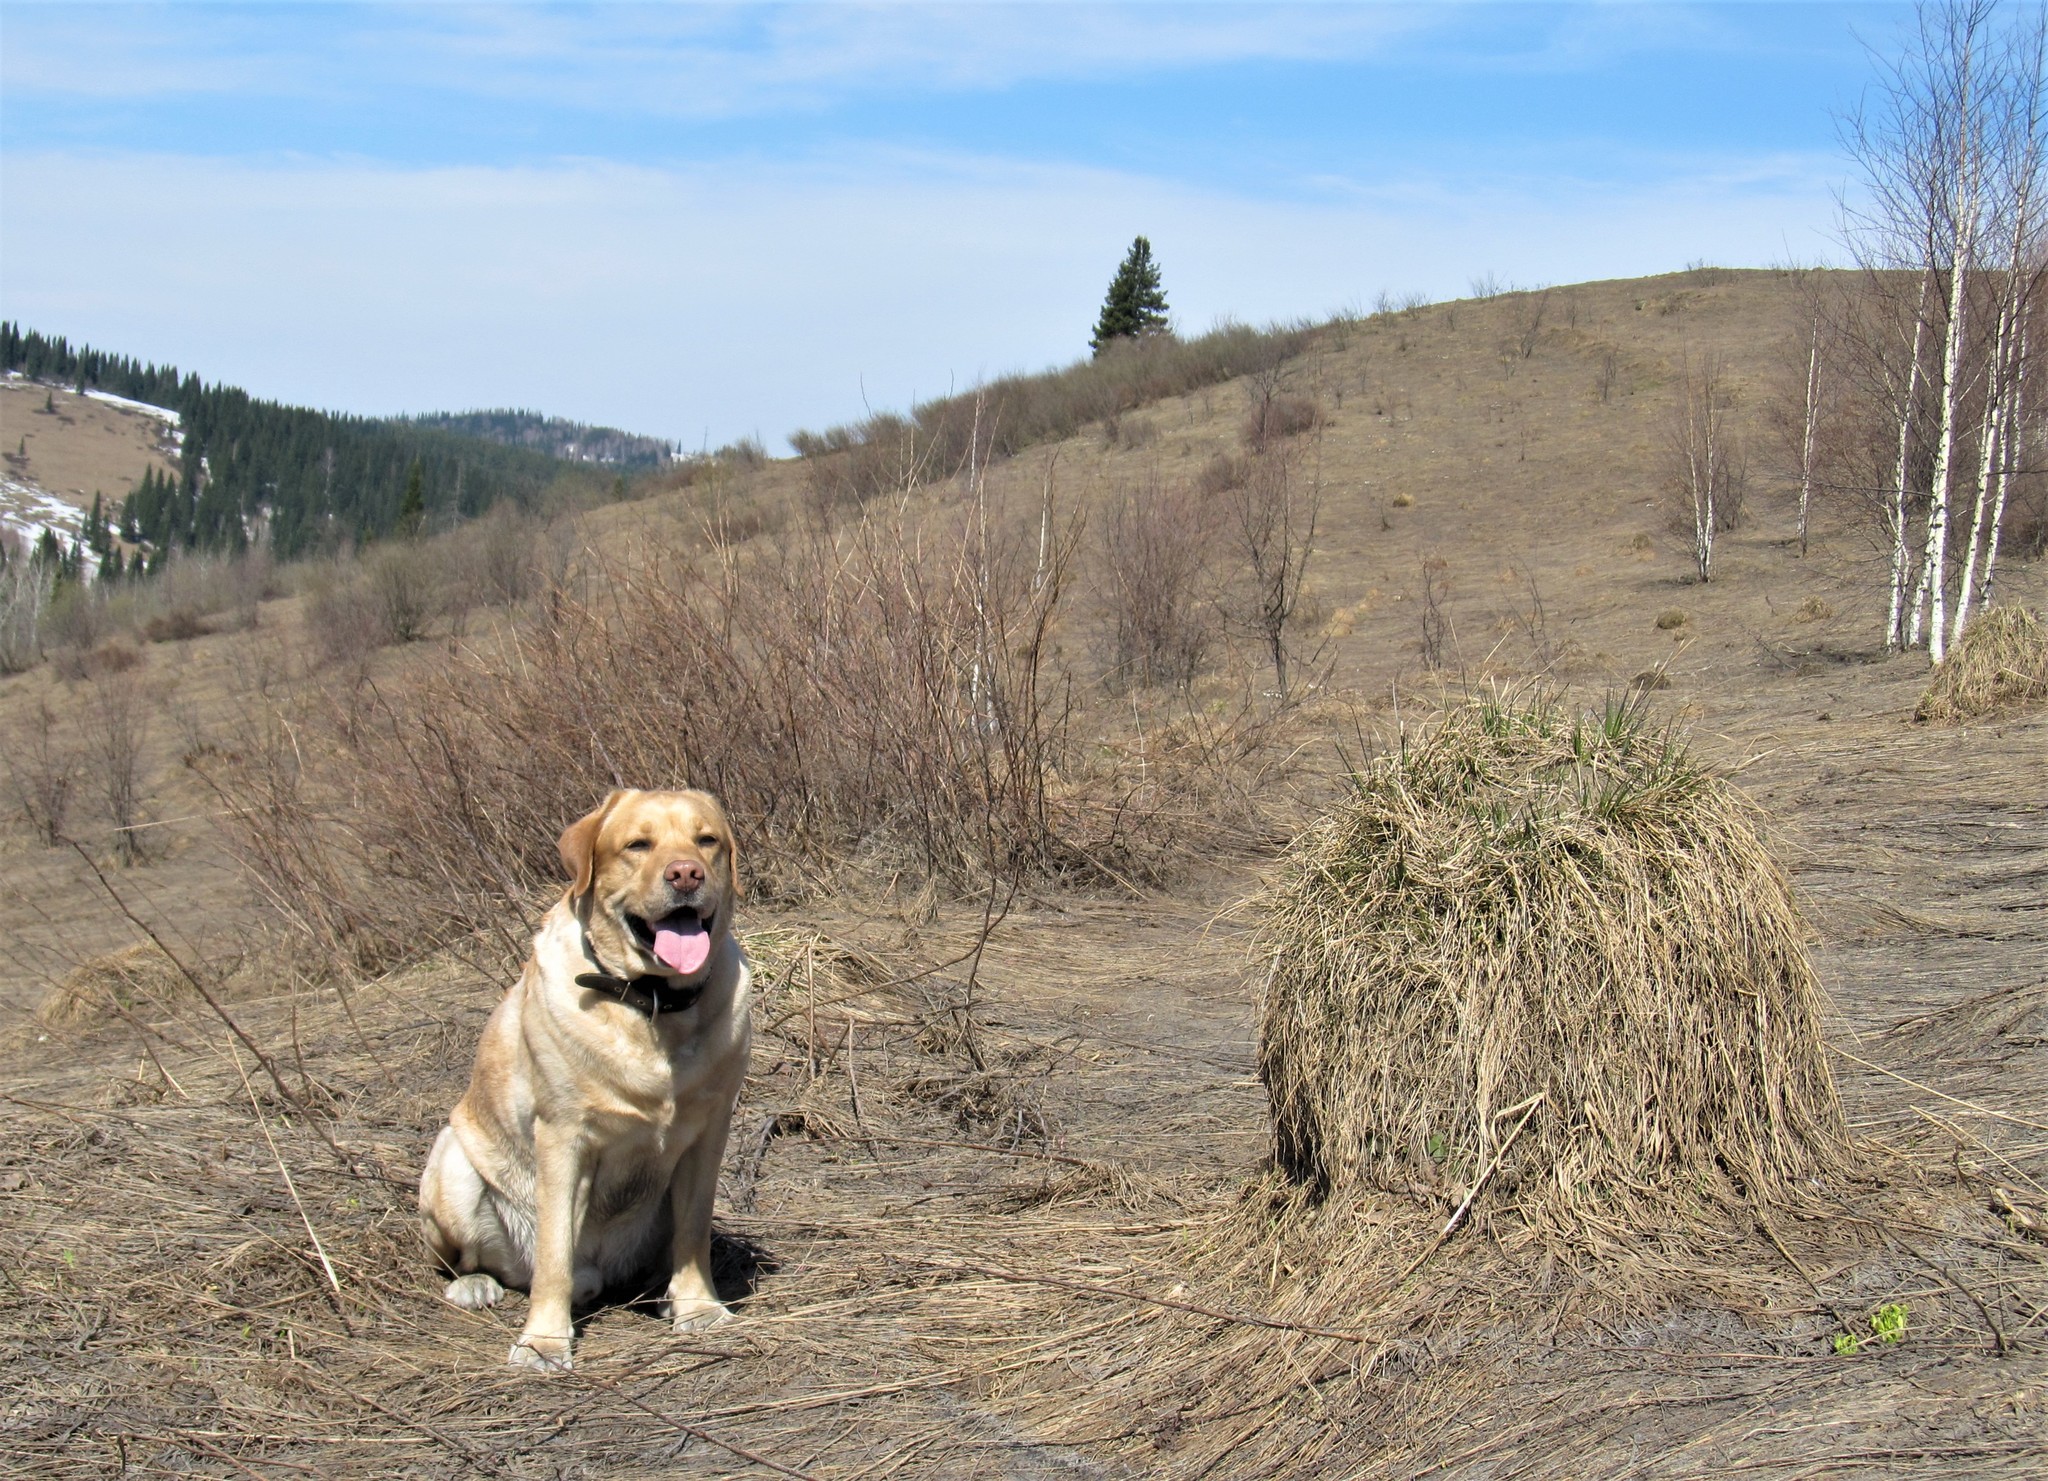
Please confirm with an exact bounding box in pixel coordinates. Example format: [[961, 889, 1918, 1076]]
[[1254, 689, 1849, 1234], [1915, 605, 2048, 722]]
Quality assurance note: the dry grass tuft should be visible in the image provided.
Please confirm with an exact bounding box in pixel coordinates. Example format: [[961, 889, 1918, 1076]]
[[35, 943, 185, 1028], [1914, 605, 2048, 722], [1252, 687, 1849, 1234], [1656, 607, 1688, 629]]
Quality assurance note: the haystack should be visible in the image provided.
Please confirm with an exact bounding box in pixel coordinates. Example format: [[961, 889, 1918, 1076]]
[[1915, 605, 2048, 721], [36, 943, 186, 1030], [1254, 690, 1848, 1232]]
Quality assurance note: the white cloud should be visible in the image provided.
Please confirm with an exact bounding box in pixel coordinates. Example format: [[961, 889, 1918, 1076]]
[[0, 3, 1802, 119], [2, 4, 1433, 113], [0, 146, 1838, 447]]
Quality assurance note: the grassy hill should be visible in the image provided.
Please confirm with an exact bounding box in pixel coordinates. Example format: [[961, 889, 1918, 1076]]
[[0, 268, 2043, 1479]]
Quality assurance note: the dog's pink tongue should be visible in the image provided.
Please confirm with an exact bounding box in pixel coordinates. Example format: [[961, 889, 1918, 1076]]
[[652, 917, 711, 976]]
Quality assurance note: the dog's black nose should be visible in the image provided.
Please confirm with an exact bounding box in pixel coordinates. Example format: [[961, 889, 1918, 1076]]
[[665, 859, 705, 892]]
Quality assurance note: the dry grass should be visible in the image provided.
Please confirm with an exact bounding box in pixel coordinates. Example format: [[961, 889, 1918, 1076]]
[[1915, 605, 2048, 721], [33, 943, 185, 1029], [1255, 688, 1849, 1231]]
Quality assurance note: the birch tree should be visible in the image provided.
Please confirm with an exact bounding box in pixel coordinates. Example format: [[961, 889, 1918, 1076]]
[[1836, 0, 2044, 657], [1668, 350, 1738, 583]]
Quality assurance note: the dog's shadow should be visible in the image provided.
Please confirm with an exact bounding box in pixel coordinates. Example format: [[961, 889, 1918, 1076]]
[[603, 1230, 778, 1327]]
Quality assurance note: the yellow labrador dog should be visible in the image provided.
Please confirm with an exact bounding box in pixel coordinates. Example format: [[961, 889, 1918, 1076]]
[[420, 788, 752, 1370]]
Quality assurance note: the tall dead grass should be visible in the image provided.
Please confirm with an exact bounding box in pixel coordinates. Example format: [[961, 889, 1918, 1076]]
[[1915, 604, 2048, 720], [1255, 688, 1849, 1228]]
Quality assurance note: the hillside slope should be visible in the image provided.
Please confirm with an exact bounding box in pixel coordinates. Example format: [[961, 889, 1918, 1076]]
[[1, 269, 2043, 1479], [0, 377, 181, 559]]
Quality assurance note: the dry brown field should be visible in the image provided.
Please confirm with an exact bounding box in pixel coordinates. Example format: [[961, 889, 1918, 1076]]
[[2, 270, 2043, 1478], [0, 379, 180, 511]]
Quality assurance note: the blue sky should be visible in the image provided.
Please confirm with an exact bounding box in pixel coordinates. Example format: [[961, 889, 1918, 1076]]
[[1, 3, 1902, 448]]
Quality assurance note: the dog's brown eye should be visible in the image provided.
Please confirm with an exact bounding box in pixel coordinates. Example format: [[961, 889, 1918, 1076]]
[[696, 834, 720, 850], [624, 839, 653, 852]]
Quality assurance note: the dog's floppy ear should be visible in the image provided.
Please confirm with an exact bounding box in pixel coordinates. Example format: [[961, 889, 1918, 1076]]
[[558, 790, 624, 900], [726, 824, 743, 902]]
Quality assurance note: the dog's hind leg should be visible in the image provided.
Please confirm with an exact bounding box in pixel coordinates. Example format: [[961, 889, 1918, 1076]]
[[420, 1126, 530, 1308]]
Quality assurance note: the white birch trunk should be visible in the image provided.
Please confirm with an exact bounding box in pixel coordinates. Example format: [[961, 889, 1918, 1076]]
[[1799, 311, 1821, 557], [1980, 319, 2027, 607], [1887, 282, 1933, 650], [1952, 292, 2011, 643], [1920, 239, 1973, 663]]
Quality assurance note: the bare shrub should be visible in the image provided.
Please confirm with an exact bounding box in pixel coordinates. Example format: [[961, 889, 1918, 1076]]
[[1510, 289, 1550, 360], [717, 435, 767, 468], [1240, 394, 1322, 453], [0, 549, 52, 672], [1228, 449, 1322, 693], [1101, 475, 1215, 691], [300, 565, 386, 667], [1595, 348, 1621, 403], [4, 699, 80, 845], [471, 503, 538, 607], [142, 609, 213, 644], [42, 582, 109, 652], [365, 542, 436, 643], [225, 546, 279, 628], [206, 499, 1282, 973], [79, 669, 154, 865], [1112, 413, 1159, 451], [790, 319, 1319, 503], [187, 678, 393, 972], [1509, 563, 1554, 670], [1418, 554, 1451, 670], [1194, 451, 1250, 499]]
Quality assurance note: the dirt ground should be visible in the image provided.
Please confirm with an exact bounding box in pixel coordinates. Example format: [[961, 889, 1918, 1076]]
[[2, 272, 2045, 1476]]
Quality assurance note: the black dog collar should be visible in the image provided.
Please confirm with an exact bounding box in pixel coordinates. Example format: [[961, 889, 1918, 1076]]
[[575, 972, 704, 1018]]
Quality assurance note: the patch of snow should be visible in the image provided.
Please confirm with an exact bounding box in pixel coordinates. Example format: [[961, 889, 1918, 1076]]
[[81, 386, 182, 428], [0, 475, 98, 578]]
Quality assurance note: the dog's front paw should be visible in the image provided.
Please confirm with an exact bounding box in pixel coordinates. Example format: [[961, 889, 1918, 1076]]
[[667, 1297, 733, 1334], [443, 1273, 505, 1310], [508, 1332, 574, 1371]]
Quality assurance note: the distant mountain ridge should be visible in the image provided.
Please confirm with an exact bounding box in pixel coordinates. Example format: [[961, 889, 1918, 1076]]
[[403, 410, 676, 470], [0, 324, 612, 558]]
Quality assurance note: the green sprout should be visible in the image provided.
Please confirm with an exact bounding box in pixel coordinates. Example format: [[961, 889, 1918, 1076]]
[[1835, 1302, 1908, 1356]]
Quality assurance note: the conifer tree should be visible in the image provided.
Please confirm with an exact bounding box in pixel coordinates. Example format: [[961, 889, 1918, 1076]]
[[397, 458, 426, 539], [1090, 236, 1171, 355]]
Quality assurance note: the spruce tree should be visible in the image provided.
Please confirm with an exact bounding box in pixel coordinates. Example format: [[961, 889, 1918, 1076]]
[[397, 459, 426, 539], [1090, 236, 1170, 355]]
